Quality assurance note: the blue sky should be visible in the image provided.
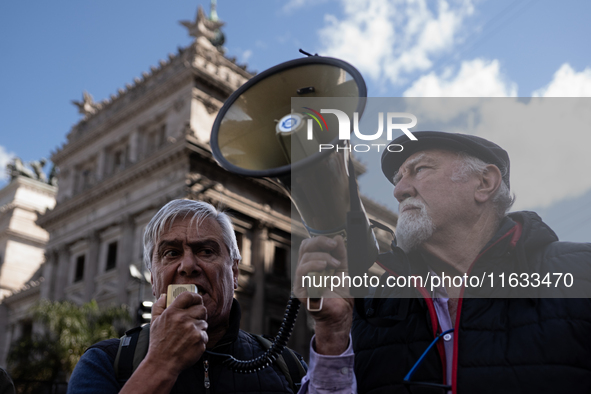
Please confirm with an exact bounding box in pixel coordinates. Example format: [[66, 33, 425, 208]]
[[1, 0, 590, 241]]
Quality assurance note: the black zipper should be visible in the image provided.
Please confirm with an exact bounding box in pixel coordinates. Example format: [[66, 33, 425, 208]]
[[203, 359, 210, 394]]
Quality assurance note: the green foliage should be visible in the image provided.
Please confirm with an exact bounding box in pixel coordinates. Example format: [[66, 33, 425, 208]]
[[7, 299, 131, 387]]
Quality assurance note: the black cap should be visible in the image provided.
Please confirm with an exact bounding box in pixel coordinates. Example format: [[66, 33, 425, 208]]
[[381, 131, 510, 188]]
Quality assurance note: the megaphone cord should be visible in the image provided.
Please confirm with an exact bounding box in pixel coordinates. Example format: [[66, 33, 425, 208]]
[[205, 296, 301, 373]]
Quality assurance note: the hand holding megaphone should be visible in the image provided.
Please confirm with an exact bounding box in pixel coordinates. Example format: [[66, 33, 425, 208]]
[[208, 54, 375, 359], [294, 234, 354, 355], [294, 235, 349, 300]]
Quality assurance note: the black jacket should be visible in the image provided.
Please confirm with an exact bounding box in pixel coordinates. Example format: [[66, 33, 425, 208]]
[[88, 300, 298, 394], [352, 211, 591, 393]]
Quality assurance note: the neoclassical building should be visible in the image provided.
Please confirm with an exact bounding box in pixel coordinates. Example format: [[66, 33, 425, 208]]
[[0, 169, 57, 367], [0, 5, 397, 367]]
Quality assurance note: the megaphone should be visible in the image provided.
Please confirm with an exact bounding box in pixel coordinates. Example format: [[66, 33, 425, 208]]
[[210, 55, 378, 296]]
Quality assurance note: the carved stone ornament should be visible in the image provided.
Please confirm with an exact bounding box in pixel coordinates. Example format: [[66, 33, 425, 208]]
[[6, 157, 56, 185], [6, 157, 34, 180], [71, 91, 102, 117], [179, 6, 224, 43]]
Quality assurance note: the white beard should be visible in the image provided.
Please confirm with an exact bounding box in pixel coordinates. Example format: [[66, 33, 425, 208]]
[[395, 199, 435, 253]]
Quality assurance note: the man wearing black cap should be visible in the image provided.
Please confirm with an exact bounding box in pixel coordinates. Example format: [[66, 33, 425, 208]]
[[295, 131, 591, 393]]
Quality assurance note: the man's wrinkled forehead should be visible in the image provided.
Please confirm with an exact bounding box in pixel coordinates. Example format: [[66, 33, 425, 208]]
[[155, 216, 232, 258], [157, 216, 219, 242], [392, 149, 454, 184], [393, 152, 426, 184]]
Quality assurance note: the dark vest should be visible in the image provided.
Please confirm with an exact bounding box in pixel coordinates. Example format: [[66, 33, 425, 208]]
[[91, 300, 295, 394], [352, 212, 591, 394]]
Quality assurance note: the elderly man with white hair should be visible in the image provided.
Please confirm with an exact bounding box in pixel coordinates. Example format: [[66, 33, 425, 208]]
[[69, 199, 306, 394], [295, 131, 591, 393]]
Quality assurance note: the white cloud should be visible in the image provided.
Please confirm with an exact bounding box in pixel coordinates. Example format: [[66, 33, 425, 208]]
[[0, 145, 15, 183], [241, 49, 253, 63], [532, 63, 591, 97], [318, 0, 475, 85], [282, 0, 331, 13], [255, 40, 267, 49], [470, 99, 591, 210], [403, 58, 517, 97], [283, 0, 307, 12]]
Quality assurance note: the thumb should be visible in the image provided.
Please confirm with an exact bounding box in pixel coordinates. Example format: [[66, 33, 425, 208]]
[[151, 293, 167, 323]]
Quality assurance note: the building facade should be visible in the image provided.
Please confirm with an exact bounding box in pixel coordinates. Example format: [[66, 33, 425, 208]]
[[0, 6, 398, 369], [36, 8, 318, 359]]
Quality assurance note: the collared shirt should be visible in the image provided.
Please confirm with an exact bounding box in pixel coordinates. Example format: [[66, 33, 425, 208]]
[[431, 273, 454, 390], [299, 278, 454, 394], [298, 334, 356, 394]]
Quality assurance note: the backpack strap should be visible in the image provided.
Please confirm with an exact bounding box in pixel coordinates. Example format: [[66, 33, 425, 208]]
[[114, 324, 150, 382], [86, 338, 120, 361], [253, 334, 308, 393], [281, 346, 308, 392]]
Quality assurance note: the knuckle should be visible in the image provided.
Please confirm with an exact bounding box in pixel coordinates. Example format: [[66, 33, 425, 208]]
[[299, 240, 309, 253]]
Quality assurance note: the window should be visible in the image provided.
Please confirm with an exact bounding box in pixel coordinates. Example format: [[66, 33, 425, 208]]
[[81, 169, 92, 190], [273, 246, 288, 277], [74, 255, 85, 282], [146, 125, 166, 156], [113, 149, 124, 171], [106, 242, 118, 271], [105, 141, 129, 176], [75, 159, 97, 193], [21, 320, 33, 341]]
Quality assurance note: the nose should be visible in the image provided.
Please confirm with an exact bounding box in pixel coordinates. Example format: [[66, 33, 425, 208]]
[[393, 173, 415, 203], [178, 250, 202, 277]]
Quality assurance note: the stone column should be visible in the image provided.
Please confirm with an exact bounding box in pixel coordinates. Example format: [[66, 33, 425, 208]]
[[249, 221, 268, 334], [129, 130, 139, 164], [117, 214, 135, 304], [40, 249, 57, 300], [54, 245, 70, 300], [84, 230, 100, 301], [96, 148, 107, 181]]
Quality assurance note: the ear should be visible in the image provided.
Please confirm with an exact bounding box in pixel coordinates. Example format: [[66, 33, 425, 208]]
[[475, 164, 502, 204], [232, 259, 239, 289]]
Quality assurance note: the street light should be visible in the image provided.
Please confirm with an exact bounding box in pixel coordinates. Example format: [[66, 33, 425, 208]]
[[129, 265, 152, 325]]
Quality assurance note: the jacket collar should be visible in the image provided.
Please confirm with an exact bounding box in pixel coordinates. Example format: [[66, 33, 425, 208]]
[[212, 298, 241, 350], [508, 211, 559, 253]]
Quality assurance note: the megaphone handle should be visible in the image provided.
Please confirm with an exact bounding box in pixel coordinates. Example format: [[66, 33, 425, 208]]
[[307, 297, 324, 312], [305, 269, 335, 300]]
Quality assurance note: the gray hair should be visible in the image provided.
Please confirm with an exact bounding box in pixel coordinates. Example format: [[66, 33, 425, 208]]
[[452, 152, 515, 218], [143, 199, 242, 271]]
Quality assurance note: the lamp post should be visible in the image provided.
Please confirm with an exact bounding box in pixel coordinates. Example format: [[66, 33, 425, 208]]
[[129, 265, 152, 325]]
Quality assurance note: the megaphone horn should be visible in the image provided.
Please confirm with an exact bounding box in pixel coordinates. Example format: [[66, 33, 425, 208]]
[[210, 56, 377, 297]]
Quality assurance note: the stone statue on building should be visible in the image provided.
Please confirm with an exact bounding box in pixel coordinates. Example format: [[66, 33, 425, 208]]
[[6, 158, 34, 180], [48, 165, 58, 186], [179, 0, 225, 50], [30, 158, 48, 183], [72, 91, 102, 117], [6, 157, 55, 185]]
